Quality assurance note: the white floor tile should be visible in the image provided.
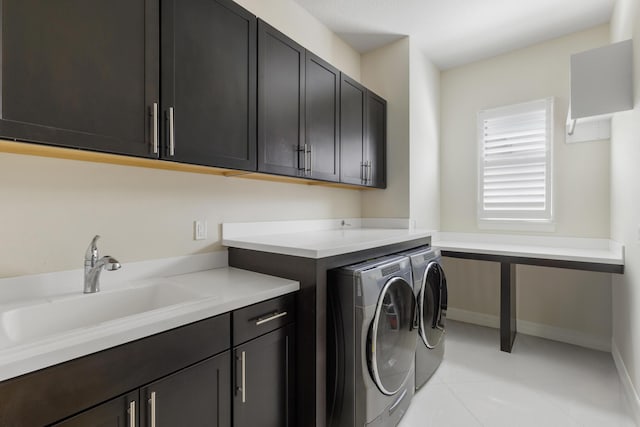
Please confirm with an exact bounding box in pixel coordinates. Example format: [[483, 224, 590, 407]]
[[448, 380, 580, 427], [397, 321, 636, 427], [398, 383, 481, 427]]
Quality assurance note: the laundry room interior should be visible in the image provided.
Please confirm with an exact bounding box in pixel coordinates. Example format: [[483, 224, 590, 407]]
[[0, 0, 639, 426]]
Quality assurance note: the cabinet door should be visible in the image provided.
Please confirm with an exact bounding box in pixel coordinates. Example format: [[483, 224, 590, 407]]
[[339, 74, 366, 185], [365, 91, 387, 188], [53, 391, 139, 427], [234, 324, 295, 427], [0, 0, 159, 157], [161, 0, 256, 169], [257, 20, 305, 177], [141, 352, 231, 427], [305, 52, 340, 182]]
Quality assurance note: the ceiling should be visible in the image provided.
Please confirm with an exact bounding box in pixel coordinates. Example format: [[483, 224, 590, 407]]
[[292, 0, 616, 69]]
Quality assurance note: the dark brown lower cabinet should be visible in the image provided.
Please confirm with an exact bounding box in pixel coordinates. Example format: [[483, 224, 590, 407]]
[[141, 352, 231, 427], [54, 352, 231, 427], [233, 323, 295, 427], [52, 390, 140, 427], [1, 298, 297, 426]]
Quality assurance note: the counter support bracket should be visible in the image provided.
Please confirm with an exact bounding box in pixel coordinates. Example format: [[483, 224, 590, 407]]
[[500, 262, 516, 353]]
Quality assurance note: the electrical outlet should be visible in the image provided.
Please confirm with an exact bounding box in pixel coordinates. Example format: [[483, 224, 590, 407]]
[[194, 220, 207, 241]]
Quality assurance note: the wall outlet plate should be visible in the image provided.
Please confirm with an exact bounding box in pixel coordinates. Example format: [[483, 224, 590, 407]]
[[194, 220, 207, 241]]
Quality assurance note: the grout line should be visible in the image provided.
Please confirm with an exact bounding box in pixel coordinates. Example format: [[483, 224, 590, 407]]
[[442, 381, 486, 426]]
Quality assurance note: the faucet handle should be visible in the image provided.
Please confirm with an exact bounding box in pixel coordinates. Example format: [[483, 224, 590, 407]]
[[85, 235, 101, 264]]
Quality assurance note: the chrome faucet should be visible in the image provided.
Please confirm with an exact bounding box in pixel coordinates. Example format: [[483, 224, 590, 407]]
[[84, 235, 121, 293]]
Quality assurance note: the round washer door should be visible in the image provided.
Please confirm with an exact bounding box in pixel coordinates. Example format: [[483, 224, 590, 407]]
[[419, 261, 447, 349], [368, 276, 417, 396]]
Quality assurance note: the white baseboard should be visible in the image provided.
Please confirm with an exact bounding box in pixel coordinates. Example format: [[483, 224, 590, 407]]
[[447, 307, 610, 352], [612, 340, 640, 426], [447, 307, 499, 328]]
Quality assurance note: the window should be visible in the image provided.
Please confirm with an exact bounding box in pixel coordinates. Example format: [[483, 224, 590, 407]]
[[477, 98, 553, 226]]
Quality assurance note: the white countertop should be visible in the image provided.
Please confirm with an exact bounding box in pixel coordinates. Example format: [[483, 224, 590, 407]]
[[222, 219, 432, 258], [433, 232, 624, 266], [0, 255, 298, 382]]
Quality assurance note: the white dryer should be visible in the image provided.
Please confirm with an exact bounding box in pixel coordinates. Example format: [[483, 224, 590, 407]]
[[400, 246, 448, 389], [327, 255, 417, 427]]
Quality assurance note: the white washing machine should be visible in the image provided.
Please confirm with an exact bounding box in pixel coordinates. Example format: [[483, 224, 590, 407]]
[[327, 255, 417, 427], [400, 246, 448, 389]]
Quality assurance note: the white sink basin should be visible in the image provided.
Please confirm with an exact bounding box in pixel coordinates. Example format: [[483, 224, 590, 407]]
[[1, 282, 208, 344]]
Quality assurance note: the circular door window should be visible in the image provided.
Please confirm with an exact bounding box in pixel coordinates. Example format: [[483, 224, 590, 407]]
[[368, 276, 417, 395], [420, 262, 446, 349]]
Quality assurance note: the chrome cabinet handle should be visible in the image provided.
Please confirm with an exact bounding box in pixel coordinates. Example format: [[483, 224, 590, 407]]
[[149, 391, 157, 427], [128, 400, 136, 427], [255, 311, 287, 326], [306, 144, 312, 175], [303, 144, 308, 174], [151, 103, 158, 155], [367, 160, 372, 183], [167, 107, 175, 156], [235, 350, 247, 403], [296, 144, 306, 173], [241, 351, 246, 403], [360, 161, 365, 182]]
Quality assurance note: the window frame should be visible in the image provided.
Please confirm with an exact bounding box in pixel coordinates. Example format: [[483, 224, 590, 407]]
[[476, 97, 554, 229]]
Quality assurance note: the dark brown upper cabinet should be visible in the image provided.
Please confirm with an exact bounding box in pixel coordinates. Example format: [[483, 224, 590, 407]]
[[305, 52, 340, 182], [161, 0, 257, 170], [0, 0, 160, 157], [1, 1, 385, 188], [339, 74, 366, 186], [339, 74, 386, 188], [365, 90, 387, 188], [257, 20, 306, 177]]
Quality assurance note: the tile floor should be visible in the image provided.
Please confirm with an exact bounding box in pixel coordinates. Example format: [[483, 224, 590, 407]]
[[399, 321, 636, 426]]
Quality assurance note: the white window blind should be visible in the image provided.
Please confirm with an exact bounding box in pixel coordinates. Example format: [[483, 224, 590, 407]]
[[477, 98, 553, 223]]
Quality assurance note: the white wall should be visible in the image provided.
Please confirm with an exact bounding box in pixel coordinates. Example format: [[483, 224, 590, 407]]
[[440, 25, 614, 349], [409, 45, 440, 229], [610, 0, 640, 420], [0, 0, 363, 278]]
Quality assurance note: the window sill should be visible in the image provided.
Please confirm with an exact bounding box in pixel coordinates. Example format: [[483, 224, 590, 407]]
[[478, 219, 556, 233]]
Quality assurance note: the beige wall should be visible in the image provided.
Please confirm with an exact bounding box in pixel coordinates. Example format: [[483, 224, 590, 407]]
[[0, 153, 361, 277], [440, 25, 614, 348], [361, 38, 411, 219], [0, 0, 363, 278], [610, 0, 640, 417], [360, 38, 441, 229]]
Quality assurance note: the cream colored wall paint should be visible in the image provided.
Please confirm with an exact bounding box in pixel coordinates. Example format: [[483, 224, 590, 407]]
[[442, 257, 500, 316], [610, 0, 640, 407], [440, 26, 614, 344], [409, 44, 441, 229], [0, 152, 361, 277], [361, 38, 411, 219], [441, 25, 611, 237], [234, 0, 361, 80], [516, 266, 611, 338]]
